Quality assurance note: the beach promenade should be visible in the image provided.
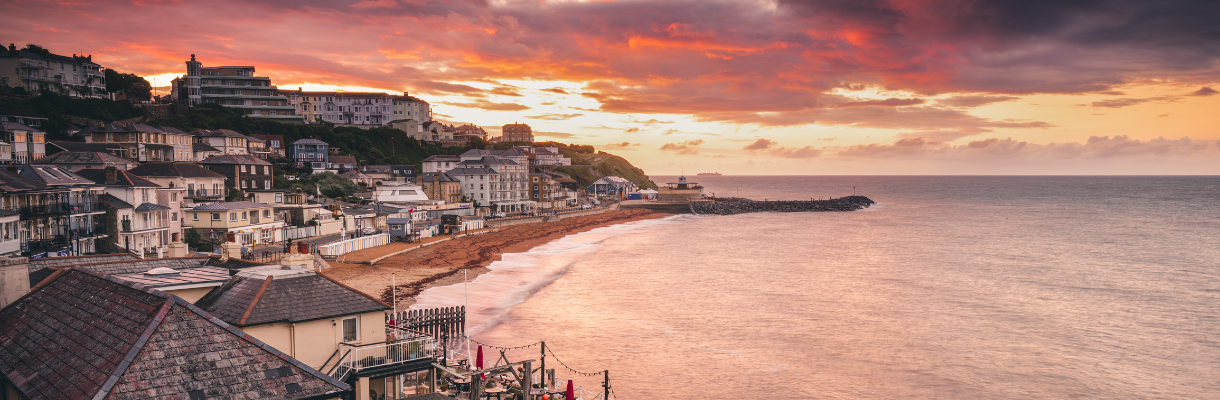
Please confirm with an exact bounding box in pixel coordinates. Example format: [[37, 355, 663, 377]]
[[320, 209, 668, 309]]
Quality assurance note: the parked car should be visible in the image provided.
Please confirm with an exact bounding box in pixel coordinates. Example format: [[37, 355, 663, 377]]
[[580, 204, 592, 210], [361, 227, 377, 235], [493, 212, 506, 218]]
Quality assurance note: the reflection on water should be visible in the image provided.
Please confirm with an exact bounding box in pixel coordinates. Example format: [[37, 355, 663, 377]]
[[417, 176, 1220, 399]]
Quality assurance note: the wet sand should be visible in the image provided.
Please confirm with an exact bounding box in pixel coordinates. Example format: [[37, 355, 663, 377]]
[[320, 209, 669, 309]]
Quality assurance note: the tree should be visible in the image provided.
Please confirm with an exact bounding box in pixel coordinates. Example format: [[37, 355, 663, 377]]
[[104, 69, 152, 101], [312, 172, 358, 199]]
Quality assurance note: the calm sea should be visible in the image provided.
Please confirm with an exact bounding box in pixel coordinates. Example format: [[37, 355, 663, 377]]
[[412, 176, 1220, 399]]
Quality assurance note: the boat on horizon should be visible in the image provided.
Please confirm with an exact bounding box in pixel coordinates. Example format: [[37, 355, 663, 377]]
[[696, 172, 722, 176]]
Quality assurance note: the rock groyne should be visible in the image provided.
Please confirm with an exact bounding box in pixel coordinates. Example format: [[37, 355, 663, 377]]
[[690, 195, 875, 215]]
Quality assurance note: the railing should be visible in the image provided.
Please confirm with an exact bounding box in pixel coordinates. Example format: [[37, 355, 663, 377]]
[[19, 204, 70, 218], [328, 337, 436, 382], [71, 227, 107, 238], [23, 236, 69, 254], [187, 189, 224, 199], [69, 202, 106, 214]]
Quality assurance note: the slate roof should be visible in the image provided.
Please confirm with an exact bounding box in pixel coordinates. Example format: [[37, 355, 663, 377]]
[[192, 142, 220, 152], [48, 141, 126, 154], [195, 129, 251, 138], [0, 121, 38, 132], [127, 162, 225, 179], [422, 155, 460, 162], [134, 202, 170, 211], [26, 253, 139, 274], [75, 168, 161, 188], [198, 154, 271, 165], [291, 138, 328, 145], [28, 257, 214, 287], [35, 151, 138, 167], [419, 172, 459, 182], [100, 193, 134, 209], [448, 167, 498, 175], [16, 164, 94, 186], [191, 201, 270, 211], [111, 266, 232, 288], [195, 266, 390, 327], [329, 155, 357, 165], [0, 268, 350, 400], [0, 168, 46, 192]]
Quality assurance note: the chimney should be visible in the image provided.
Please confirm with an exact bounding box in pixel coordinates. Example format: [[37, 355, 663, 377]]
[[104, 166, 118, 184], [0, 256, 30, 309], [8, 44, 14, 52]]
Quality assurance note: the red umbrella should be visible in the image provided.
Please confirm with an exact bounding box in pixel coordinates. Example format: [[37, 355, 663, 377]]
[[566, 380, 575, 400], [476, 345, 485, 379]]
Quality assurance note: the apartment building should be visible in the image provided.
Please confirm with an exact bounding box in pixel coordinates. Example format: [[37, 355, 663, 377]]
[[184, 201, 285, 246], [76, 167, 181, 256], [0, 167, 107, 256], [529, 173, 567, 209], [1, 122, 46, 164], [192, 128, 252, 155], [392, 92, 432, 122], [128, 162, 228, 206], [83, 123, 192, 162], [198, 154, 274, 191], [0, 43, 106, 98], [498, 122, 533, 143], [453, 123, 487, 141], [285, 90, 394, 127], [172, 54, 303, 123]]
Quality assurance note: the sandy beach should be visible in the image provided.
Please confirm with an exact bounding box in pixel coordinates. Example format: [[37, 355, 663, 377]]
[[321, 209, 669, 308]]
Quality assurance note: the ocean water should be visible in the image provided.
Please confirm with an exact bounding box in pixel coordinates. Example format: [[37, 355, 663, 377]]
[[412, 176, 1220, 399]]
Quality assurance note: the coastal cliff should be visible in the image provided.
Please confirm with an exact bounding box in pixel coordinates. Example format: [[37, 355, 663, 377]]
[[690, 195, 875, 215]]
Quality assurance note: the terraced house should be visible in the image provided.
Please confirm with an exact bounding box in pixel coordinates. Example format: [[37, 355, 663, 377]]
[[185, 201, 285, 246], [0, 166, 107, 256], [199, 153, 274, 191], [0, 43, 106, 98], [76, 167, 181, 256], [80, 123, 193, 162]]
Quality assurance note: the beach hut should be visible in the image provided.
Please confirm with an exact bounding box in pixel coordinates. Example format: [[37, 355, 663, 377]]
[[639, 188, 659, 200]]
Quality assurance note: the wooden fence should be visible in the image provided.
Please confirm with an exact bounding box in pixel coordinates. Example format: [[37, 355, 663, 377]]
[[386, 306, 465, 339]]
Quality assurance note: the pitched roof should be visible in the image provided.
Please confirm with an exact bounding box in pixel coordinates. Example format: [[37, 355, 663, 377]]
[[329, 155, 357, 164], [194, 129, 251, 138], [28, 257, 213, 286], [75, 168, 161, 187], [34, 151, 137, 166], [448, 167, 497, 175], [420, 172, 458, 182], [0, 121, 40, 132], [192, 142, 220, 152], [134, 202, 170, 211], [0, 268, 350, 400], [195, 266, 389, 327], [198, 154, 271, 165], [339, 170, 371, 178], [16, 164, 94, 186], [26, 253, 139, 274], [47, 141, 125, 153], [111, 266, 232, 289], [423, 155, 460, 162], [128, 162, 225, 179], [0, 168, 46, 191], [291, 138, 328, 145], [191, 201, 270, 211], [100, 193, 134, 209]]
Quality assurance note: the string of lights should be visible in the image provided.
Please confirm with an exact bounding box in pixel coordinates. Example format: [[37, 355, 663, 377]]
[[546, 346, 605, 377], [459, 334, 543, 351]]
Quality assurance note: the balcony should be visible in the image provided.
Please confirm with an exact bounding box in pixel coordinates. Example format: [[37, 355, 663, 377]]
[[19, 204, 70, 218], [327, 337, 437, 382], [70, 227, 107, 239], [23, 236, 69, 255], [187, 189, 225, 200], [69, 202, 106, 214]]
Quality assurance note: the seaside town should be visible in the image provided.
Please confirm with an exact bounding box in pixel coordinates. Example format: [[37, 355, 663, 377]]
[[0, 43, 798, 400]]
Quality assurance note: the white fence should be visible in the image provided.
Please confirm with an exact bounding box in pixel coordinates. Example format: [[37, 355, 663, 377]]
[[317, 233, 390, 256], [283, 226, 317, 241]]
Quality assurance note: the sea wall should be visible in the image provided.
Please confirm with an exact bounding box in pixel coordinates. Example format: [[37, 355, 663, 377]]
[[690, 195, 875, 215]]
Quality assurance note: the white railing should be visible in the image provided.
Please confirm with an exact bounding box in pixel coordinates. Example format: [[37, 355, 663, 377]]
[[317, 233, 389, 256], [329, 337, 437, 382]]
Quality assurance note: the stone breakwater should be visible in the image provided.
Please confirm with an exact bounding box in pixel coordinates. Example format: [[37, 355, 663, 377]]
[[690, 195, 876, 215]]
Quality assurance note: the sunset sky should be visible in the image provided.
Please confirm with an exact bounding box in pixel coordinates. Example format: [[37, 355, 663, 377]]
[[5, 0, 1219, 174]]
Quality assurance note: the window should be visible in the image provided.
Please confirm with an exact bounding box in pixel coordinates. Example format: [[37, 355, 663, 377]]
[[212, 213, 221, 221], [193, 213, 199, 221], [241, 165, 247, 173], [241, 211, 248, 220], [342, 317, 358, 342], [170, 192, 178, 202], [229, 212, 237, 221], [275, 193, 283, 203], [263, 209, 271, 218]]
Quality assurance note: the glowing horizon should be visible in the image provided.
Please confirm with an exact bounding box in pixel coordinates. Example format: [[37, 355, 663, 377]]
[[4, 0, 1218, 174]]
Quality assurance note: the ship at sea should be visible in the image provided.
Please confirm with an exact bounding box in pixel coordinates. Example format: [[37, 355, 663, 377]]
[[696, 172, 722, 176]]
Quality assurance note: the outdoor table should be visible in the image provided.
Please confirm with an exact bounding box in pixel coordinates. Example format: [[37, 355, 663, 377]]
[[451, 378, 471, 393], [482, 387, 507, 399]]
